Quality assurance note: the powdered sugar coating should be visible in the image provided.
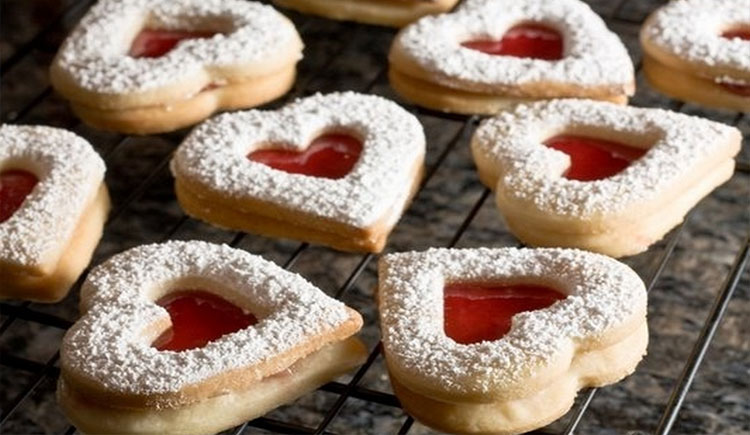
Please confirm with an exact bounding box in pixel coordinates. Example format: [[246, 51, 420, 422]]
[[379, 247, 646, 396], [0, 125, 105, 269], [471, 99, 740, 218], [644, 0, 750, 75], [63, 240, 355, 396], [53, 0, 302, 94], [393, 0, 634, 91], [171, 92, 425, 227]]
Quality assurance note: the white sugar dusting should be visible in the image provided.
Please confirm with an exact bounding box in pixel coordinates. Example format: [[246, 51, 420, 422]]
[[472, 99, 740, 218], [171, 92, 425, 228], [0, 125, 105, 268], [645, 0, 750, 73], [379, 247, 647, 394], [393, 0, 634, 91], [54, 0, 302, 94], [63, 240, 355, 395]]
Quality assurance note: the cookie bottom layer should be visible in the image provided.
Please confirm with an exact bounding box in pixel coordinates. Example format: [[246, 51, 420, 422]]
[[70, 66, 297, 135], [58, 337, 367, 435], [643, 55, 750, 113], [495, 158, 735, 258], [173, 162, 423, 253], [274, 0, 459, 27], [0, 183, 110, 303], [388, 67, 628, 115], [389, 320, 648, 434]]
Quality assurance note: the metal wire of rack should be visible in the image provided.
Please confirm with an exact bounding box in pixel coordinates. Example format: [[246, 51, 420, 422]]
[[1, 0, 748, 434]]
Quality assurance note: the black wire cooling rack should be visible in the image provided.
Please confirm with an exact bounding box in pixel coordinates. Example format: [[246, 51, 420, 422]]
[[1, 0, 749, 434]]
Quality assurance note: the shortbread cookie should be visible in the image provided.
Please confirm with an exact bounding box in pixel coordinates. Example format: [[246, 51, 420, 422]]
[[378, 247, 648, 434], [58, 240, 366, 435], [641, 0, 750, 112], [171, 92, 425, 253], [389, 0, 635, 115], [51, 0, 303, 135], [471, 99, 741, 257], [274, 0, 460, 28], [0, 125, 109, 302]]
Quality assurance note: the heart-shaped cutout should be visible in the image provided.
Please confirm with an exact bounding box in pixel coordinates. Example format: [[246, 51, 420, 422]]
[[444, 283, 566, 344], [129, 29, 219, 58], [543, 134, 647, 181], [461, 23, 563, 60], [248, 133, 363, 179], [0, 169, 38, 224], [152, 290, 258, 352]]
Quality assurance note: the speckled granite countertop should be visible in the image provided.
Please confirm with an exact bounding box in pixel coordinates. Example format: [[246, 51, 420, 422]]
[[1, 0, 748, 434]]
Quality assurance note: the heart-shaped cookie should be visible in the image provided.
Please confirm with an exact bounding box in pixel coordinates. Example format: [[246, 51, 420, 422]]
[[378, 247, 648, 434], [59, 240, 365, 434], [0, 125, 109, 302], [640, 0, 750, 111], [389, 0, 635, 114], [171, 92, 426, 253], [273, 0, 461, 28], [50, 0, 303, 134], [470, 99, 742, 257]]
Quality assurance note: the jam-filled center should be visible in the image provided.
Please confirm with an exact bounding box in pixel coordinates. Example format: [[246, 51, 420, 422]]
[[721, 27, 750, 41], [248, 133, 363, 180], [543, 134, 647, 181], [129, 29, 219, 58], [461, 23, 563, 60], [152, 290, 258, 352], [0, 169, 38, 224], [444, 283, 566, 345]]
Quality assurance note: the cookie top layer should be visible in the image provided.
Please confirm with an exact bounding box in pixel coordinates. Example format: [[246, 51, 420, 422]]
[[392, 0, 634, 92], [171, 92, 425, 228], [379, 247, 646, 397], [471, 99, 740, 219], [53, 0, 302, 94], [0, 125, 105, 270], [63, 240, 361, 399], [642, 0, 750, 77]]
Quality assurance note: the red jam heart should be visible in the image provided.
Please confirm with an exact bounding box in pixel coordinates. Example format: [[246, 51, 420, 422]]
[[461, 23, 563, 60], [444, 283, 566, 344], [248, 133, 363, 180], [721, 28, 750, 41], [0, 169, 38, 224], [129, 29, 218, 58], [543, 135, 647, 182], [152, 290, 258, 352]]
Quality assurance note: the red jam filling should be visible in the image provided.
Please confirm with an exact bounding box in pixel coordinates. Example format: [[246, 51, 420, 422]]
[[444, 283, 566, 345], [0, 169, 38, 224], [248, 133, 363, 180], [461, 23, 563, 60], [543, 135, 647, 181], [152, 290, 258, 352], [721, 28, 750, 41], [129, 29, 218, 58]]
